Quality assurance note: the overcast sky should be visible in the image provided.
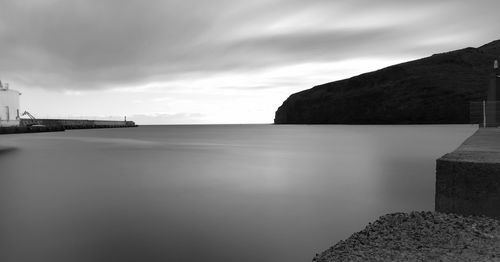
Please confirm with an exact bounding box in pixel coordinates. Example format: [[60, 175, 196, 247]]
[[1, 0, 499, 124]]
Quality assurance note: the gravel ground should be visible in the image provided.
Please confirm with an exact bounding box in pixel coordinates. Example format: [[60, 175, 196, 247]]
[[314, 212, 500, 262]]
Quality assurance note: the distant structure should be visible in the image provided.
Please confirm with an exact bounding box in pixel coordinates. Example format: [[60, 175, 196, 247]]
[[0, 80, 21, 127], [489, 60, 500, 101], [485, 60, 500, 127]]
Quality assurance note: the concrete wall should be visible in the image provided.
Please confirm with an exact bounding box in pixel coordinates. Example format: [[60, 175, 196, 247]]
[[0, 125, 65, 134], [436, 158, 500, 219], [0, 88, 20, 127], [435, 128, 500, 219], [21, 118, 137, 129]]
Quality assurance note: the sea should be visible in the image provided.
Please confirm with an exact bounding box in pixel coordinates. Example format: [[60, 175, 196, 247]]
[[0, 124, 477, 262]]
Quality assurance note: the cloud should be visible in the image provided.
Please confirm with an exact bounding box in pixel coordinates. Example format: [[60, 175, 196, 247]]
[[0, 0, 236, 88], [128, 113, 207, 125], [0, 0, 498, 92]]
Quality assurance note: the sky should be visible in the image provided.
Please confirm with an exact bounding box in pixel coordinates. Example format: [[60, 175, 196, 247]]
[[0, 0, 499, 124]]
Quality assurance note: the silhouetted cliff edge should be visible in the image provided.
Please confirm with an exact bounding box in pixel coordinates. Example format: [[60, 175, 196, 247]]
[[275, 40, 500, 124]]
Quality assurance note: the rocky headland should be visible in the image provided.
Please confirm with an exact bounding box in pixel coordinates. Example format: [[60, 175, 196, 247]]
[[275, 39, 500, 124]]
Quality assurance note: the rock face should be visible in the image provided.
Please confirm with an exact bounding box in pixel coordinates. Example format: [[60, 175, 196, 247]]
[[314, 212, 500, 262], [275, 40, 500, 124]]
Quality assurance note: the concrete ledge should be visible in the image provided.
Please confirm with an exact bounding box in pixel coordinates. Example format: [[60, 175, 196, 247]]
[[20, 119, 138, 129], [1, 119, 138, 135], [21, 119, 137, 129], [435, 128, 500, 219], [0, 125, 65, 135]]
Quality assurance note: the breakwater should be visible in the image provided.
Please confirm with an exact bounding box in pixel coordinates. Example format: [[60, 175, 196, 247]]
[[435, 127, 500, 219], [0, 119, 137, 135], [22, 118, 137, 129], [0, 125, 65, 134]]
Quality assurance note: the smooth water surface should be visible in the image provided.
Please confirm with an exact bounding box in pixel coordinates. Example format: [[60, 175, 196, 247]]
[[0, 125, 477, 262]]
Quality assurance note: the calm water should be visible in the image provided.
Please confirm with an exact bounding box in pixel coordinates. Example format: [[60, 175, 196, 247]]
[[0, 125, 477, 262]]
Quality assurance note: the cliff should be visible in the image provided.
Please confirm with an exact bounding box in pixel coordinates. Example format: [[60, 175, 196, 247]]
[[275, 40, 500, 124]]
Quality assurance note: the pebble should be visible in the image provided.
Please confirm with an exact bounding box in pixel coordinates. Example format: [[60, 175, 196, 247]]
[[314, 211, 500, 262]]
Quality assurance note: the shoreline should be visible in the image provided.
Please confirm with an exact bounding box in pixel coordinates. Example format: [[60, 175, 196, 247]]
[[314, 211, 500, 262], [315, 127, 500, 261]]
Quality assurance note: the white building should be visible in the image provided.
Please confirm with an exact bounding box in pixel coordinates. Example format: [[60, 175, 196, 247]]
[[0, 81, 21, 127]]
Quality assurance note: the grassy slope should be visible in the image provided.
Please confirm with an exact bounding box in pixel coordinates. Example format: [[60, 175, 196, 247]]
[[275, 40, 500, 124]]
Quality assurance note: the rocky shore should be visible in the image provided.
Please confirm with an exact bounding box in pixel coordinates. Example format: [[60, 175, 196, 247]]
[[314, 212, 500, 262]]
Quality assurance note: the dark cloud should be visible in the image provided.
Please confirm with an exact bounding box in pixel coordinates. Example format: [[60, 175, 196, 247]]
[[225, 28, 406, 62], [0, 0, 498, 90], [0, 0, 235, 87]]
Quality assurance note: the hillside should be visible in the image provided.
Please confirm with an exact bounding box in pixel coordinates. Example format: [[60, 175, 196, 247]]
[[274, 40, 500, 124]]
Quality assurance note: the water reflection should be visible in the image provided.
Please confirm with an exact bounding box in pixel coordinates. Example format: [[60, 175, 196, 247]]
[[0, 146, 17, 155], [0, 125, 477, 262]]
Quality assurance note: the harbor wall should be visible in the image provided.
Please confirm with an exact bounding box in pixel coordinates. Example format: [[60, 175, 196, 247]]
[[0, 125, 65, 134], [435, 128, 500, 219], [0, 119, 137, 135], [20, 118, 137, 129]]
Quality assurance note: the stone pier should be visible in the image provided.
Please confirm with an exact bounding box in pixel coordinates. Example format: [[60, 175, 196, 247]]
[[435, 128, 500, 219]]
